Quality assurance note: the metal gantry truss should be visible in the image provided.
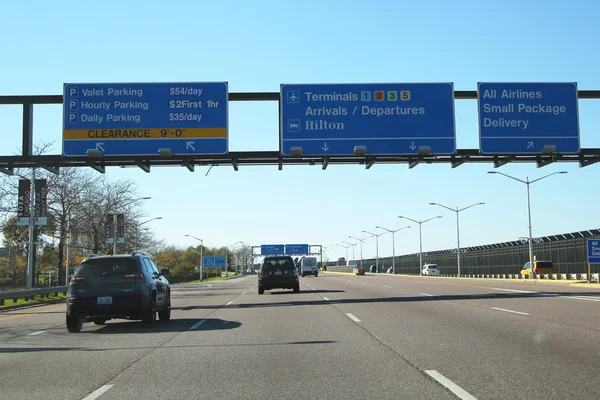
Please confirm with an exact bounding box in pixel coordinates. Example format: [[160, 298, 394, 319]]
[[1, 90, 600, 175]]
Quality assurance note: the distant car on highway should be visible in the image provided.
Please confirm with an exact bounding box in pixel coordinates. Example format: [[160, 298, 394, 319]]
[[258, 256, 300, 294], [520, 260, 556, 276], [66, 252, 171, 332], [422, 264, 440, 276], [299, 256, 319, 277]]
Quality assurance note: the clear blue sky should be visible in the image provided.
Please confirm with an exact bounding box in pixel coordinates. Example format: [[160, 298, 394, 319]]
[[2, 0, 599, 261]]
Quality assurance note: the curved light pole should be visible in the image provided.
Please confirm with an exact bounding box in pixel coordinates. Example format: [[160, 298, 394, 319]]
[[362, 230, 386, 273], [398, 215, 442, 275], [112, 196, 151, 255], [185, 234, 204, 281], [488, 170, 567, 278], [376, 225, 411, 275], [342, 241, 357, 260], [135, 217, 163, 251], [349, 236, 367, 269], [429, 202, 484, 277], [227, 241, 243, 276], [337, 243, 350, 262]]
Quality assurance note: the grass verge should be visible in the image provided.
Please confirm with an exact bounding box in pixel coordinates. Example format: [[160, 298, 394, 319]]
[[0, 292, 67, 311]]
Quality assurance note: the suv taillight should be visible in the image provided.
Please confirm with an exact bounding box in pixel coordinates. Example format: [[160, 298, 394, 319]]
[[70, 275, 86, 282], [124, 273, 144, 279]]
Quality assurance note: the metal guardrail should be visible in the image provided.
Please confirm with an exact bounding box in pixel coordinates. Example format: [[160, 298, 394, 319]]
[[0, 286, 68, 306]]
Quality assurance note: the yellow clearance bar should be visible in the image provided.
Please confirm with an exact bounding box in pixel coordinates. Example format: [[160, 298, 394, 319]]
[[63, 128, 227, 140]]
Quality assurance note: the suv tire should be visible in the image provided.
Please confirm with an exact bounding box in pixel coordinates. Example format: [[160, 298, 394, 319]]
[[66, 313, 82, 333], [142, 294, 157, 324], [293, 284, 300, 293], [159, 294, 171, 321], [258, 286, 264, 295]]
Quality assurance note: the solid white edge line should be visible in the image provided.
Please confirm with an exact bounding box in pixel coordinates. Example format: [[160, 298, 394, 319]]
[[425, 370, 477, 400], [189, 319, 207, 330], [323, 297, 330, 301], [492, 287, 535, 294], [27, 331, 46, 336], [225, 301, 233, 306], [491, 307, 530, 316], [420, 293, 434, 297], [383, 285, 392, 288], [346, 313, 361, 322], [82, 384, 115, 400]]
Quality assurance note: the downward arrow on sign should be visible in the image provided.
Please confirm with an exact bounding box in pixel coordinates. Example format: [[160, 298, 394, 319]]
[[322, 142, 329, 151], [409, 141, 417, 151]]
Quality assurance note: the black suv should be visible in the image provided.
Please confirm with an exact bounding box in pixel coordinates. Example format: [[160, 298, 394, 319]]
[[258, 256, 300, 294], [66, 252, 171, 332]]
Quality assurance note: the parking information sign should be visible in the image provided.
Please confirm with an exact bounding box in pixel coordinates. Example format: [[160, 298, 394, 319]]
[[62, 82, 228, 156]]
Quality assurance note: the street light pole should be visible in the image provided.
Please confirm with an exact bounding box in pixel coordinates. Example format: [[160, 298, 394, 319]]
[[226, 241, 243, 277], [398, 215, 442, 276], [135, 217, 163, 251], [362, 230, 386, 273], [376, 225, 411, 275], [112, 196, 150, 255], [337, 244, 350, 262], [429, 202, 484, 277], [488, 171, 567, 278], [185, 234, 204, 281], [342, 241, 357, 260], [349, 236, 367, 270]]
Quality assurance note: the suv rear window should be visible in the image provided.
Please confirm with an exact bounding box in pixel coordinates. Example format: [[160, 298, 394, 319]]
[[427, 265, 438, 269], [76, 258, 139, 277], [303, 258, 317, 267], [263, 257, 295, 270]]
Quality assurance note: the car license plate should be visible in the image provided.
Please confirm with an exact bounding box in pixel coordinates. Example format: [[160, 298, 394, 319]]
[[97, 296, 112, 305], [274, 271, 282, 276]]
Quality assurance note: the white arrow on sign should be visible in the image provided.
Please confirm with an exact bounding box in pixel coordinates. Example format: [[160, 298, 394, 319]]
[[186, 142, 196, 151], [322, 142, 329, 151], [409, 141, 417, 150], [96, 143, 105, 152], [527, 142, 534, 149]]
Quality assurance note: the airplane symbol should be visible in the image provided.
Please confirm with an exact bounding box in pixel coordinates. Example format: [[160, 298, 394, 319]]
[[287, 90, 300, 103]]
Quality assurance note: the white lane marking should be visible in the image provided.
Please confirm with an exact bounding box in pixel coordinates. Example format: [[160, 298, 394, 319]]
[[189, 319, 207, 330], [491, 307, 530, 316], [225, 301, 233, 306], [312, 288, 316, 291], [82, 384, 115, 400], [27, 331, 46, 336], [420, 293, 434, 297], [492, 287, 535, 293], [241, 292, 246, 295], [425, 370, 477, 400], [323, 297, 330, 301], [561, 295, 600, 302], [383, 285, 392, 289], [346, 313, 361, 322]]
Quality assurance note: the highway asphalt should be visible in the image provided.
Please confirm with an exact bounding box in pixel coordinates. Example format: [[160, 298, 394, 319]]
[[1, 273, 599, 399]]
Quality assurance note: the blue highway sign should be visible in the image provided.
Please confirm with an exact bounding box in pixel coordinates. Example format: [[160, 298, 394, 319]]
[[285, 244, 309, 255], [478, 82, 580, 154], [63, 82, 228, 156], [280, 83, 456, 156], [203, 255, 226, 268], [261, 244, 285, 255], [587, 239, 600, 264]]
